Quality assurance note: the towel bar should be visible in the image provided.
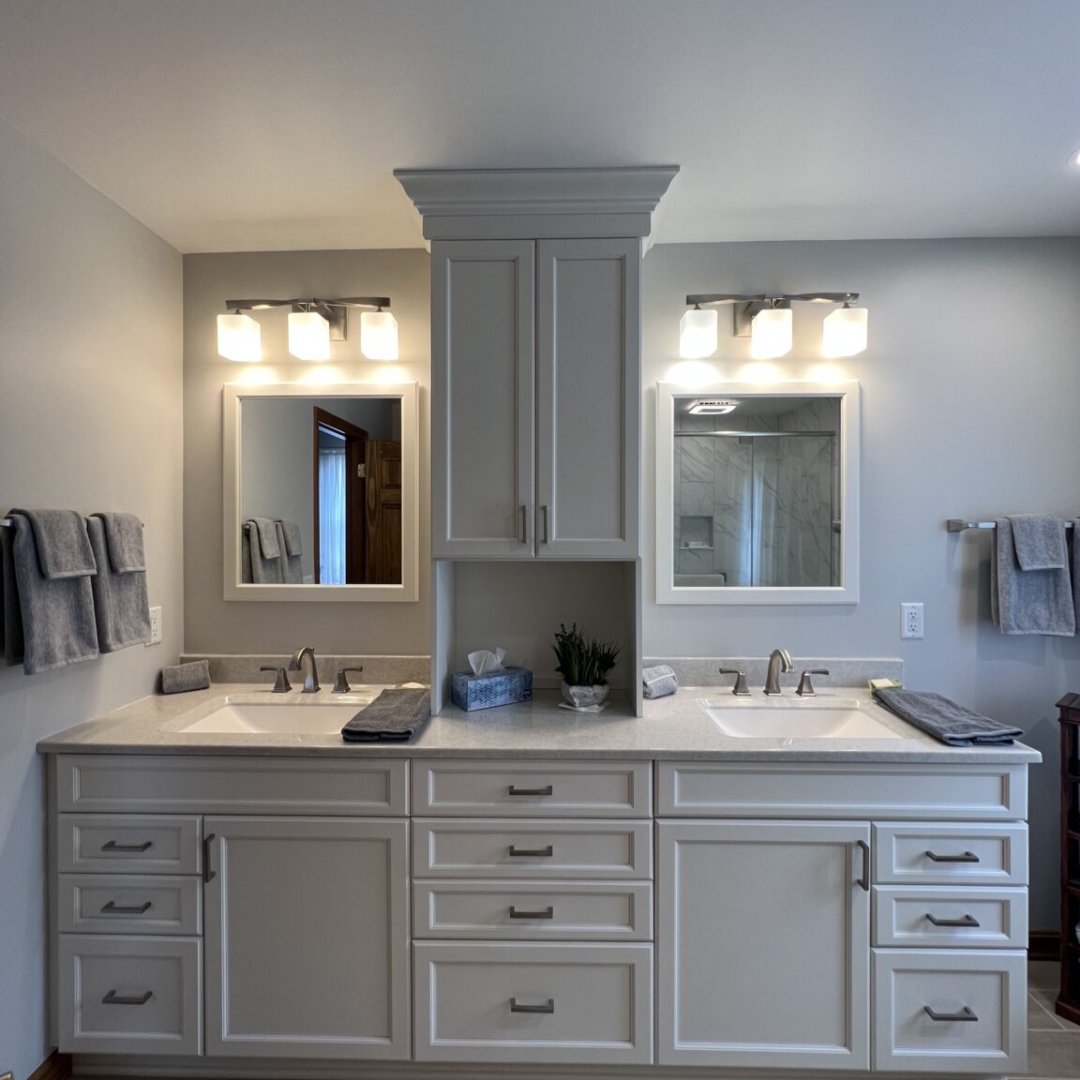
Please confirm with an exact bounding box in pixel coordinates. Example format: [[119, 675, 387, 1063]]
[[947, 518, 1075, 532]]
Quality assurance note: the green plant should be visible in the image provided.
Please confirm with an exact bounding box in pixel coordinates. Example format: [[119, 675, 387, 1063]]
[[551, 623, 621, 687]]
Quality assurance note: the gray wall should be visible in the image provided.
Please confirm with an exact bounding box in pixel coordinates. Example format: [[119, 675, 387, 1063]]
[[643, 238, 1080, 930], [183, 250, 430, 652], [0, 120, 183, 1078]]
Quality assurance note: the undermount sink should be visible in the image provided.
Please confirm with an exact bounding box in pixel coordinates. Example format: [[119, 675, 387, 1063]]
[[703, 697, 902, 740], [180, 698, 375, 735]]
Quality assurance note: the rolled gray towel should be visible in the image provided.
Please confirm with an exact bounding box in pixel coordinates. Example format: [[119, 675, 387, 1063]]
[[342, 688, 430, 742], [161, 659, 211, 694], [643, 664, 679, 699], [874, 688, 1023, 746]]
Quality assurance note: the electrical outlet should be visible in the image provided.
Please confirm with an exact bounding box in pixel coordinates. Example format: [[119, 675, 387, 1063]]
[[147, 606, 163, 646], [901, 602, 924, 640]]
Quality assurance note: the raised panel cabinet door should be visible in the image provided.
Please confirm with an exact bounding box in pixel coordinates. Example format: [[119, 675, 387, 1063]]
[[658, 820, 871, 1069], [536, 237, 641, 558], [204, 817, 409, 1059], [432, 239, 535, 557]]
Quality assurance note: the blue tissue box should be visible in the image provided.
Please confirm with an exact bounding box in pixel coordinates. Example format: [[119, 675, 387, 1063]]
[[451, 667, 533, 711]]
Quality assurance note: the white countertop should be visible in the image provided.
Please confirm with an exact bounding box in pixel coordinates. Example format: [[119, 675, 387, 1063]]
[[35, 684, 1041, 764]]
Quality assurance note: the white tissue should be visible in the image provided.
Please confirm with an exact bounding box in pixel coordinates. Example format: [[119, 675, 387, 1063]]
[[468, 648, 506, 677]]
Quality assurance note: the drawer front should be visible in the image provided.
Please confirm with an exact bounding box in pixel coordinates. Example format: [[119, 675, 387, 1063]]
[[414, 881, 652, 941], [657, 762, 1027, 820], [873, 887, 1027, 948], [873, 824, 1028, 886], [873, 949, 1026, 1072], [413, 942, 653, 1064], [58, 935, 202, 1055], [59, 875, 201, 936], [59, 815, 201, 875], [413, 820, 652, 879], [57, 754, 408, 815], [411, 760, 651, 818]]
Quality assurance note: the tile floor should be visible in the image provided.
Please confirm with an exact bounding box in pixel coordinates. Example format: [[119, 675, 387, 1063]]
[[1025, 960, 1080, 1079]]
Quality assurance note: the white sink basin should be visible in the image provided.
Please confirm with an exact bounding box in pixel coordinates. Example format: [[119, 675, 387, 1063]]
[[180, 699, 373, 735], [704, 698, 901, 740]]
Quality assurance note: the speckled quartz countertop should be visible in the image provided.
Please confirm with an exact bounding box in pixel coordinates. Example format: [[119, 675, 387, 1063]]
[[36, 683, 1041, 764]]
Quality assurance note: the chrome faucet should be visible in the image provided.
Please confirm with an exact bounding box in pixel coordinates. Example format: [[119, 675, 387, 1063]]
[[763, 648, 793, 695], [289, 646, 321, 693]]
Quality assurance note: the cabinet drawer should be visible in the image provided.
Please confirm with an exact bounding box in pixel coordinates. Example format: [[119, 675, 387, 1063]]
[[873, 949, 1026, 1072], [414, 942, 653, 1064], [414, 881, 652, 940], [59, 875, 201, 936], [411, 760, 651, 818], [58, 935, 202, 1055], [873, 824, 1027, 885], [873, 887, 1027, 948], [413, 820, 652, 879], [58, 815, 201, 875]]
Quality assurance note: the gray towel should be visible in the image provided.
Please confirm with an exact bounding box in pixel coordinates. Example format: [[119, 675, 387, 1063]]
[[643, 664, 679, 699], [161, 659, 211, 694], [278, 519, 303, 557], [95, 512, 146, 572], [10, 508, 96, 579], [341, 688, 430, 742], [1009, 514, 1067, 570], [241, 529, 253, 583], [0, 523, 25, 666], [86, 516, 150, 651], [9, 514, 99, 674], [246, 522, 282, 583], [248, 517, 280, 559], [991, 518, 1075, 635], [275, 521, 303, 584], [874, 688, 1023, 746]]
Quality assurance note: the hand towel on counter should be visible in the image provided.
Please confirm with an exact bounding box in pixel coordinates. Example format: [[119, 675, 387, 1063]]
[[86, 515, 150, 651], [874, 688, 1023, 746], [643, 664, 679, 699], [1008, 513, 1068, 570], [275, 521, 303, 584], [245, 521, 282, 583], [12, 508, 96, 579], [991, 518, 1075, 635], [341, 688, 430, 742], [161, 659, 211, 694], [0, 523, 25, 666]]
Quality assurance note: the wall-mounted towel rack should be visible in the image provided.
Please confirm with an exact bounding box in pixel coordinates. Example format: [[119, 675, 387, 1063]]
[[946, 518, 1075, 532]]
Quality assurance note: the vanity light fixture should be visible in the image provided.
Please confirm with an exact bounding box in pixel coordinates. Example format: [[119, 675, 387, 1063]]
[[822, 303, 869, 358], [359, 308, 400, 360], [287, 307, 332, 361], [678, 306, 719, 359], [216, 312, 262, 363], [749, 303, 792, 360]]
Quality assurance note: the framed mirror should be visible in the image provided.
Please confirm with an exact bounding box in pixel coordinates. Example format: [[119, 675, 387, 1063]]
[[223, 382, 419, 601], [656, 381, 859, 605]]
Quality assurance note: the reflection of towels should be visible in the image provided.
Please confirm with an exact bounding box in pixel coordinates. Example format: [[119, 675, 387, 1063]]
[[992, 518, 1075, 635], [245, 522, 282, 583], [0, 523, 25, 665], [1009, 514, 1067, 570], [95, 512, 146, 572], [275, 522, 303, 583], [86, 516, 150, 651], [11, 508, 96, 579], [247, 517, 280, 559], [874, 688, 1023, 746], [241, 529, 253, 583], [278, 519, 303, 556]]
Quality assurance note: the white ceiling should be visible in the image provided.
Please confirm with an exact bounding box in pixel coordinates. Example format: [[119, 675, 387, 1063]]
[[1, 0, 1078, 253]]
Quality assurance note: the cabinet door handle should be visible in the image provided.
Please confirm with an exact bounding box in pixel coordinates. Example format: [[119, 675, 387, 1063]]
[[925, 912, 980, 928], [510, 997, 555, 1014], [509, 906, 555, 920], [101, 900, 152, 915], [925, 850, 980, 863], [856, 839, 870, 891], [541, 505, 549, 544], [924, 1005, 978, 1022], [101, 840, 152, 853], [520, 505, 528, 544], [508, 845, 554, 858], [102, 989, 153, 1006], [508, 785, 553, 796], [203, 833, 216, 883]]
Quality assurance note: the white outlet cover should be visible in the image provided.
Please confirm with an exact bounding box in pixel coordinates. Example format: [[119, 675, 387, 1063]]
[[147, 605, 163, 646]]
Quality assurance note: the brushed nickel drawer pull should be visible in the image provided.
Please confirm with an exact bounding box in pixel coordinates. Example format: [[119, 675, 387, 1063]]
[[102, 989, 153, 1006], [203, 834, 216, 883], [101, 840, 153, 853], [508, 785, 554, 796], [509, 905, 555, 919], [856, 839, 870, 891], [925, 850, 980, 863], [519, 505, 527, 543], [511, 997, 555, 1014], [926, 912, 980, 928], [101, 900, 152, 915], [508, 845, 554, 857], [924, 1005, 978, 1022]]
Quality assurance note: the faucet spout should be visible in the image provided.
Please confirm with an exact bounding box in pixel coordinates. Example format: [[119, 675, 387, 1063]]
[[289, 646, 321, 693], [763, 648, 793, 695]]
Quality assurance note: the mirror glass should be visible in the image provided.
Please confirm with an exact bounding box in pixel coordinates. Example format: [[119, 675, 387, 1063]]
[[656, 382, 859, 605]]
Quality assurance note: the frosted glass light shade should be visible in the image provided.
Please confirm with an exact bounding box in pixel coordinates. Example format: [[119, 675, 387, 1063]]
[[822, 306, 868, 357], [750, 307, 792, 359], [679, 308, 718, 359], [360, 310, 399, 360], [288, 310, 331, 361], [216, 313, 261, 362]]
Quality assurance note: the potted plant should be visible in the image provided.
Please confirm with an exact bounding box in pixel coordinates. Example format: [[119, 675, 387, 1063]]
[[551, 623, 621, 709]]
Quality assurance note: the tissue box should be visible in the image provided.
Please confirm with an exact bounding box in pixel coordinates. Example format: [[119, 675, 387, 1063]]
[[451, 667, 533, 711]]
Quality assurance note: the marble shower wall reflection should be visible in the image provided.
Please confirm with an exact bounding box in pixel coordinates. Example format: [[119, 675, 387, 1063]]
[[673, 398, 840, 587]]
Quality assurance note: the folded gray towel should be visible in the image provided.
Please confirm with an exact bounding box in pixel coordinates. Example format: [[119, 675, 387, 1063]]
[[643, 664, 679, 699], [1009, 514, 1067, 570], [94, 512, 146, 572], [248, 517, 280, 559], [9, 514, 99, 674], [10, 508, 96, 580], [161, 659, 211, 694], [341, 688, 430, 742], [991, 518, 1075, 635], [874, 688, 1023, 746], [0, 523, 25, 666], [278, 519, 303, 557], [86, 516, 150, 652], [275, 521, 303, 583], [245, 522, 282, 583]]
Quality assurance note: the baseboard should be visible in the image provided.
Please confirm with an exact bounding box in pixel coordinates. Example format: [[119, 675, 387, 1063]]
[[1030, 929, 1062, 962], [29, 1051, 71, 1080]]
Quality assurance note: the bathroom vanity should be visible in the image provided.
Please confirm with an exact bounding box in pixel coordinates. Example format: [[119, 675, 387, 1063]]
[[39, 685, 1037, 1078]]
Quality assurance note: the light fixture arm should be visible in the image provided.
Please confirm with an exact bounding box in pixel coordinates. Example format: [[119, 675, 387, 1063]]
[[223, 296, 391, 313], [685, 292, 858, 307]]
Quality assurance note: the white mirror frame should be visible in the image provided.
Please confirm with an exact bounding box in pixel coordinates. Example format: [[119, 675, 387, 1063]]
[[223, 382, 419, 602], [656, 380, 860, 605]]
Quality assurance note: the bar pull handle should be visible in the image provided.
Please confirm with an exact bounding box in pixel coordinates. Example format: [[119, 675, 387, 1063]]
[[203, 833, 216, 883], [856, 839, 870, 891], [508, 785, 554, 797], [924, 1005, 978, 1022], [926, 912, 980, 928], [101, 900, 152, 915], [509, 906, 555, 920], [102, 990, 153, 1006], [925, 850, 980, 863], [520, 505, 528, 544], [541, 505, 550, 544], [508, 845, 554, 858], [510, 998, 555, 1014], [101, 840, 152, 853]]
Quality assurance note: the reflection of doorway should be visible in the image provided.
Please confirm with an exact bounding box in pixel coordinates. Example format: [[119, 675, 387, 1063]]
[[313, 408, 367, 584]]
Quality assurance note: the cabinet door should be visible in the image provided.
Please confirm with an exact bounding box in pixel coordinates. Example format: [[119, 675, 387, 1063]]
[[536, 238, 640, 558], [658, 820, 870, 1069], [432, 239, 535, 557], [204, 817, 408, 1059]]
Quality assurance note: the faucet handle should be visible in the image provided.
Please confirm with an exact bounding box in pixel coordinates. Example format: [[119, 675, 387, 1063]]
[[332, 666, 365, 694], [718, 668, 750, 696], [259, 665, 292, 693], [796, 669, 830, 697]]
